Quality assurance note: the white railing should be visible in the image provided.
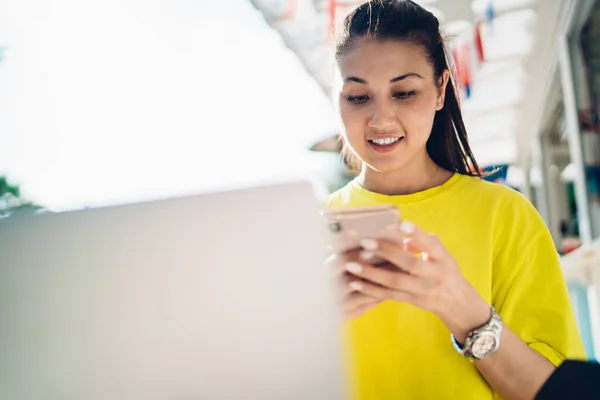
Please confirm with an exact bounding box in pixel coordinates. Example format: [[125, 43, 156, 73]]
[[561, 241, 600, 359]]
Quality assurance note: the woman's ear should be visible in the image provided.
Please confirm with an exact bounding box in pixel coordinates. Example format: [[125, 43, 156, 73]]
[[436, 70, 450, 111]]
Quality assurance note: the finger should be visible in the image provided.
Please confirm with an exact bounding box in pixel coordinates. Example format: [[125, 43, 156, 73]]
[[358, 239, 430, 276], [344, 291, 379, 311], [345, 260, 425, 294], [326, 249, 365, 277], [398, 221, 447, 260], [350, 278, 414, 303], [339, 272, 368, 297]]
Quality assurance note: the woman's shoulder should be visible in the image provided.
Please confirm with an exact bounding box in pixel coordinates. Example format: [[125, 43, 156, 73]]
[[460, 175, 549, 244], [460, 175, 536, 214], [326, 180, 361, 209]]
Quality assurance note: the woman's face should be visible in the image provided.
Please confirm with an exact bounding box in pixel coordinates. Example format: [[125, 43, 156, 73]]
[[336, 39, 448, 173]]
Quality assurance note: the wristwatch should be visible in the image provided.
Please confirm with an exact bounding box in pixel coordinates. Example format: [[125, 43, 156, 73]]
[[451, 306, 503, 361]]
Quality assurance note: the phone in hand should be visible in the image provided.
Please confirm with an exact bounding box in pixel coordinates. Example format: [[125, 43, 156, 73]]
[[321, 205, 401, 262]]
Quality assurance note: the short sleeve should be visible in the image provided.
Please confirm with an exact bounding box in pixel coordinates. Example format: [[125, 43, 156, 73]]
[[493, 230, 587, 365]]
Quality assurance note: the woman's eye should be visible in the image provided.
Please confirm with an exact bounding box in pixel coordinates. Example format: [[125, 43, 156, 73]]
[[394, 91, 416, 99], [346, 95, 369, 104]]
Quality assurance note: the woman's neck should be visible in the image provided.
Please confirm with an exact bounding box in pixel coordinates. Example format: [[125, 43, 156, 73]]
[[358, 154, 452, 196]]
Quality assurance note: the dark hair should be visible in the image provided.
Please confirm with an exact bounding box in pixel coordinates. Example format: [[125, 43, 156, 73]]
[[335, 0, 481, 177]]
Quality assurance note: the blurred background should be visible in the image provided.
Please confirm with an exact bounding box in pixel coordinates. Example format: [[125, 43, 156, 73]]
[[0, 0, 599, 360]]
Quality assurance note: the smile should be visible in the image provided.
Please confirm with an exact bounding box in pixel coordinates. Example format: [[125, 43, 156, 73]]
[[370, 137, 401, 146], [367, 136, 404, 153]]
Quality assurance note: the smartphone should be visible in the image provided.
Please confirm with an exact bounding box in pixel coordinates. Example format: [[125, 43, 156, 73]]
[[321, 205, 401, 256]]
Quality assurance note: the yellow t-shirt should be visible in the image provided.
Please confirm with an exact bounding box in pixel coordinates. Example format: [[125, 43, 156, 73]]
[[327, 172, 586, 400]]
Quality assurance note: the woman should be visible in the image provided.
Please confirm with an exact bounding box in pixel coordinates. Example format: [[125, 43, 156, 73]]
[[326, 1, 586, 399]]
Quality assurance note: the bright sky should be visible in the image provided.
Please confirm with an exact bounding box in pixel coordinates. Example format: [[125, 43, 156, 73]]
[[0, 0, 340, 211]]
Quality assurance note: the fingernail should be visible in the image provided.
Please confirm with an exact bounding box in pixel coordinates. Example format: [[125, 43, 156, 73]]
[[346, 262, 363, 274], [349, 281, 363, 291], [359, 250, 374, 260], [400, 221, 415, 235], [360, 238, 378, 250]]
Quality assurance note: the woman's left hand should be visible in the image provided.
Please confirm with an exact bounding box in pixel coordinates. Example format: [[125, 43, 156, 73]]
[[345, 221, 491, 342]]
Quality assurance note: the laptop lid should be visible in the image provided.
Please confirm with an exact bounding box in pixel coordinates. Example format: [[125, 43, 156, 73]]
[[0, 181, 345, 399]]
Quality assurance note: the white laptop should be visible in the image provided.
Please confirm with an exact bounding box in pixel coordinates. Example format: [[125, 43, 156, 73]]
[[0, 181, 345, 399]]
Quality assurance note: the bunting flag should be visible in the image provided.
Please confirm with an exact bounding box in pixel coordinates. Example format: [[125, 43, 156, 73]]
[[329, 0, 336, 40], [474, 21, 485, 63], [285, 0, 297, 19], [452, 48, 461, 95], [486, 1, 495, 26], [453, 43, 472, 99], [486, 1, 495, 37]]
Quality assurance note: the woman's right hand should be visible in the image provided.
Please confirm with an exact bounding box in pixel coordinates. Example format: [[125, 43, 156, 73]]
[[326, 250, 382, 322]]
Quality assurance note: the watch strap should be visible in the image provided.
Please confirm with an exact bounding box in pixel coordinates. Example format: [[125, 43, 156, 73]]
[[451, 305, 502, 360]]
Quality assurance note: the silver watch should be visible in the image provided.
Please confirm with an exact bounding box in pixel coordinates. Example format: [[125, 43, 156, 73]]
[[451, 306, 503, 361]]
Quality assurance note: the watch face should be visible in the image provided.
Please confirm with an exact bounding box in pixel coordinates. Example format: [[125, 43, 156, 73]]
[[471, 332, 498, 359]]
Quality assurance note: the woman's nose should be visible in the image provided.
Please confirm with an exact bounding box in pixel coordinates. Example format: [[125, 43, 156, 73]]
[[368, 99, 397, 130]]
